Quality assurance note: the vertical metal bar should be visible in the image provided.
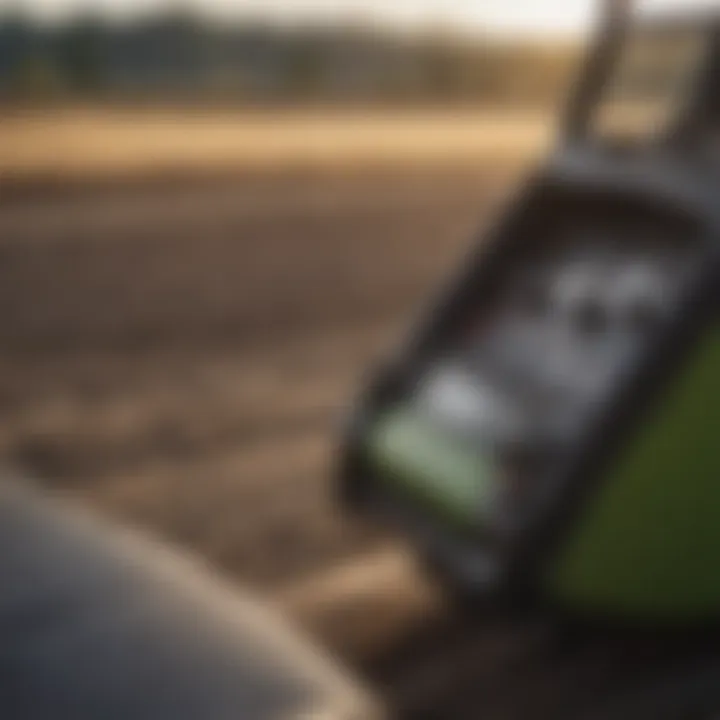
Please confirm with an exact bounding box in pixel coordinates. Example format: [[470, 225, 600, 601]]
[[605, 0, 633, 27], [562, 0, 634, 141]]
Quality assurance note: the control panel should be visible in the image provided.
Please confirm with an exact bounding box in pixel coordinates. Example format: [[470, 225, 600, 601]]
[[368, 209, 703, 536]]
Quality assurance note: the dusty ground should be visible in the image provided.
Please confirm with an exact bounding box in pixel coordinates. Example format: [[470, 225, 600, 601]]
[[0, 163, 513, 588]]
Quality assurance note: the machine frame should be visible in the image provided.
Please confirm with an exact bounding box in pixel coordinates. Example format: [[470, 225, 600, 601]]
[[338, 2, 720, 622]]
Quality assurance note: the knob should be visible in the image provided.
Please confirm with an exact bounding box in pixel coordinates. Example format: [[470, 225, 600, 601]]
[[625, 298, 664, 334], [572, 297, 609, 336]]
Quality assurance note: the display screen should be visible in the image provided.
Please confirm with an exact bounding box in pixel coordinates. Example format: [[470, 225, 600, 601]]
[[590, 25, 710, 145], [365, 204, 701, 536]]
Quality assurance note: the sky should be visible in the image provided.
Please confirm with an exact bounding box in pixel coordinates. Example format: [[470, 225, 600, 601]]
[[0, 0, 596, 35], [1, 0, 716, 36]]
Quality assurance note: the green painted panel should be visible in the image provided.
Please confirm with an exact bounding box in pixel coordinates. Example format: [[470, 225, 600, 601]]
[[367, 409, 495, 528], [548, 332, 720, 620]]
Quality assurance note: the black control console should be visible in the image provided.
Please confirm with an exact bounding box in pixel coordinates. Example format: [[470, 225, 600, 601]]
[[407, 205, 702, 531], [338, 0, 720, 627], [341, 183, 706, 565]]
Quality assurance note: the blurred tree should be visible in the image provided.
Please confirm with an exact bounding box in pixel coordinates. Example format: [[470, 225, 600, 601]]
[[21, 56, 67, 98], [54, 11, 107, 94], [0, 10, 580, 107], [286, 32, 328, 98], [0, 5, 67, 98], [140, 6, 211, 94]]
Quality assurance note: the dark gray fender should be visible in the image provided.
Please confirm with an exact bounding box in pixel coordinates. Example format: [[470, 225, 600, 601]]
[[0, 480, 380, 720]]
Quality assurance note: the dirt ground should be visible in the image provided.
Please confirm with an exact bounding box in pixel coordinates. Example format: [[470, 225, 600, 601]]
[[0, 163, 514, 588]]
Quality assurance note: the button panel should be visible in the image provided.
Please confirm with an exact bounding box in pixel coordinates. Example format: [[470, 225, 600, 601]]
[[411, 231, 700, 525]]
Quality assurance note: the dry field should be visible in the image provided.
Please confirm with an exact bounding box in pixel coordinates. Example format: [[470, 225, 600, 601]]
[[0, 110, 705, 718], [0, 107, 550, 185], [0, 161, 507, 586], [0, 109, 547, 587]]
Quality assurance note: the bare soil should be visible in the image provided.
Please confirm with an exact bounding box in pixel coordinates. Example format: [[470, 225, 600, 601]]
[[0, 164, 510, 587]]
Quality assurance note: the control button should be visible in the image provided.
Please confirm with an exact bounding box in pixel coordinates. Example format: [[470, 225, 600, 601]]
[[572, 298, 609, 336], [517, 277, 550, 319], [611, 264, 668, 334], [420, 366, 524, 441], [625, 298, 664, 334], [553, 259, 604, 307]]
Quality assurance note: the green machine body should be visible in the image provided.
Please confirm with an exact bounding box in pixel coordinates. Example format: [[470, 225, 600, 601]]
[[338, 3, 720, 623]]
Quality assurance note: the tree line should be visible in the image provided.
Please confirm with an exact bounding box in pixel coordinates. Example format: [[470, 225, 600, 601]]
[[0, 10, 580, 106]]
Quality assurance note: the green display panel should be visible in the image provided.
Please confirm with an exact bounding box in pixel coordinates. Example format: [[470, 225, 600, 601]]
[[547, 331, 720, 621], [367, 408, 495, 529]]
